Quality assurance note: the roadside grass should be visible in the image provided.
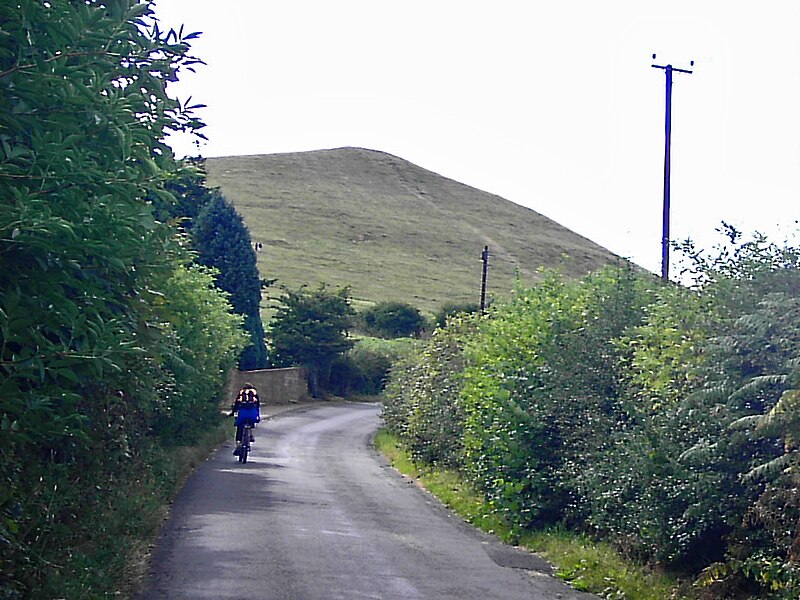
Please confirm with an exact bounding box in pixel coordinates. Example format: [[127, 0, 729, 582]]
[[374, 428, 690, 600], [521, 529, 684, 599]]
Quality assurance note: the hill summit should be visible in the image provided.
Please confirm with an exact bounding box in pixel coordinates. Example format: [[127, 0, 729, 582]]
[[205, 147, 625, 314]]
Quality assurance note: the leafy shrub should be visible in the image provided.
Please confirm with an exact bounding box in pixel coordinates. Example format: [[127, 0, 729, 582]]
[[384, 230, 800, 596], [461, 268, 651, 531], [690, 238, 800, 595], [151, 264, 248, 441], [593, 233, 800, 585], [383, 316, 476, 468], [434, 301, 480, 329], [571, 283, 736, 565]]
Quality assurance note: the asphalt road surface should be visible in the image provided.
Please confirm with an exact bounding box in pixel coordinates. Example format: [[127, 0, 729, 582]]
[[137, 402, 596, 600]]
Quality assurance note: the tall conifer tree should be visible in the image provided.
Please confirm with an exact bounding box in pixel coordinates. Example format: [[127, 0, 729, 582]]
[[193, 195, 268, 370]]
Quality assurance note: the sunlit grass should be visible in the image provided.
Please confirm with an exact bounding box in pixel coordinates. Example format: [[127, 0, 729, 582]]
[[374, 428, 511, 539], [374, 428, 421, 478], [522, 529, 686, 599], [374, 428, 691, 600]]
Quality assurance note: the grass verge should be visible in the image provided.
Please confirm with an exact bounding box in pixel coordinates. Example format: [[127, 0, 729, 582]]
[[374, 427, 690, 600], [521, 529, 684, 599]]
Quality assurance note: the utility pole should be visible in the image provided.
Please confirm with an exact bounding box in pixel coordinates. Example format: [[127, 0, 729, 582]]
[[652, 54, 693, 280], [480, 245, 489, 313]]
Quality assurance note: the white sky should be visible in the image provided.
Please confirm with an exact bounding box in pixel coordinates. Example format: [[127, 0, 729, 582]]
[[153, 0, 800, 276]]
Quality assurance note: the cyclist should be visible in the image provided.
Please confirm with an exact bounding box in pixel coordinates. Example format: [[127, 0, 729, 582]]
[[231, 383, 260, 455]]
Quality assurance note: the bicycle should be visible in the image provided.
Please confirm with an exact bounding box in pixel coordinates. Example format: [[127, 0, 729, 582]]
[[237, 421, 254, 463]]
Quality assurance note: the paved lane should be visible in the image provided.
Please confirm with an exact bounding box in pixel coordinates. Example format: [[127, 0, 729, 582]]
[[138, 403, 595, 599]]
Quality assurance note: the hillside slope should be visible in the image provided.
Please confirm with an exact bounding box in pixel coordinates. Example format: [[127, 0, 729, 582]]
[[205, 147, 626, 314]]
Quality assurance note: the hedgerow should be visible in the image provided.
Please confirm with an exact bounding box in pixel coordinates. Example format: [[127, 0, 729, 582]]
[[383, 233, 800, 597], [0, 3, 247, 597]]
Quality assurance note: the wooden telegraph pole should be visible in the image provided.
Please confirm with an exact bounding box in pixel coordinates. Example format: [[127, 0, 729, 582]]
[[480, 245, 489, 313], [652, 54, 693, 280]]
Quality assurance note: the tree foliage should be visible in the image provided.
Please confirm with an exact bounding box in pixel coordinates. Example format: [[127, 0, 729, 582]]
[[269, 285, 354, 397], [156, 161, 271, 371], [459, 267, 650, 531], [193, 194, 268, 370], [0, 2, 246, 596], [383, 316, 475, 468], [155, 158, 216, 229], [682, 233, 800, 595]]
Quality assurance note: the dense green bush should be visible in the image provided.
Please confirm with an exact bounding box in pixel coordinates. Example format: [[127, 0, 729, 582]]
[[150, 264, 248, 441], [358, 301, 427, 338], [571, 284, 737, 566], [460, 268, 651, 531], [682, 234, 800, 595]]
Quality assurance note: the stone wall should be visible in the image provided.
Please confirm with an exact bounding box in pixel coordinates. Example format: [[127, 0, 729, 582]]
[[224, 367, 310, 407]]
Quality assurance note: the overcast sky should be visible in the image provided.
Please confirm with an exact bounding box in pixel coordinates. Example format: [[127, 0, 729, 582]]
[[153, 0, 800, 276]]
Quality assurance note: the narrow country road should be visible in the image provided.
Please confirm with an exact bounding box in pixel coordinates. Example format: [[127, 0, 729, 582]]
[[137, 403, 596, 600]]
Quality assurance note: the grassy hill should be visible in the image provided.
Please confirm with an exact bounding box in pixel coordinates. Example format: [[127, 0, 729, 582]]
[[205, 147, 627, 315]]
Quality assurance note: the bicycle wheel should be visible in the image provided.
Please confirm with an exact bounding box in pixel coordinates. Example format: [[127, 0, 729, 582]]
[[240, 425, 249, 463]]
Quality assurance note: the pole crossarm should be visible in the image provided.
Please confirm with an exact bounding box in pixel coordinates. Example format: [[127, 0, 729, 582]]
[[652, 63, 693, 74]]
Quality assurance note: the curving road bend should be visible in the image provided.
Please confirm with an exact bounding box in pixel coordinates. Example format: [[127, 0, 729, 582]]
[[137, 402, 596, 600]]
